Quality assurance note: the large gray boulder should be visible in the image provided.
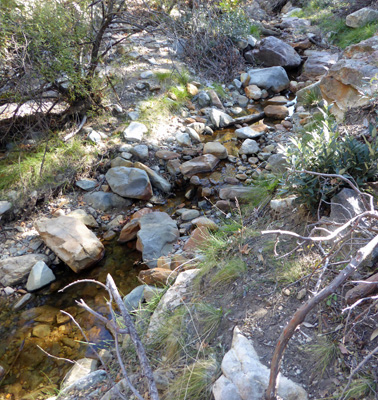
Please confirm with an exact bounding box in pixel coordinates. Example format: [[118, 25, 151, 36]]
[[320, 36, 378, 120], [0, 254, 49, 287], [246, 67, 290, 93], [105, 167, 153, 200], [35, 216, 105, 273], [136, 212, 179, 268], [83, 192, 131, 212], [252, 36, 302, 68], [301, 50, 339, 79], [213, 327, 307, 400], [346, 7, 378, 28], [180, 154, 220, 176]]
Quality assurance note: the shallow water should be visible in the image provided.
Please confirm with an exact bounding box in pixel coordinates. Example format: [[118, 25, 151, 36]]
[[0, 242, 144, 399]]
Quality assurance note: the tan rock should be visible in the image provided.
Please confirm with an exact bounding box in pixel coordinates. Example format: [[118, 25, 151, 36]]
[[191, 216, 219, 231], [264, 105, 289, 119], [183, 227, 210, 251], [186, 83, 199, 96], [245, 84, 262, 100], [155, 150, 180, 160], [138, 268, 177, 287], [35, 216, 105, 273], [157, 256, 172, 269], [180, 154, 220, 176], [118, 219, 140, 243], [67, 209, 99, 228]]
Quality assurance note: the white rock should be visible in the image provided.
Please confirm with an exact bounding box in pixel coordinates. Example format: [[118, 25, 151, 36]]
[[26, 261, 56, 291], [123, 122, 148, 143]]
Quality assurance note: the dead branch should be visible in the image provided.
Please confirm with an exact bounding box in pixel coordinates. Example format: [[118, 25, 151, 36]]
[[223, 112, 266, 128], [264, 233, 378, 400], [345, 271, 378, 305], [63, 115, 87, 142]]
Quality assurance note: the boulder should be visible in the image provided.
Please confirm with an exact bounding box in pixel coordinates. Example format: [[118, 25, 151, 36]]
[[123, 122, 147, 142], [209, 108, 234, 128], [136, 212, 179, 268], [35, 216, 105, 273], [330, 188, 366, 224], [264, 105, 289, 119], [0, 254, 49, 287], [83, 191, 131, 212], [239, 139, 260, 155], [252, 36, 302, 68], [180, 154, 220, 176], [192, 216, 219, 231], [246, 67, 290, 93], [105, 167, 153, 200], [134, 162, 172, 193], [346, 7, 378, 28], [203, 142, 228, 160], [183, 226, 211, 251], [176, 131, 192, 147], [26, 261, 55, 291], [319, 36, 378, 120], [213, 327, 307, 400], [301, 50, 339, 79], [296, 81, 322, 105], [219, 186, 253, 201], [138, 268, 177, 286]]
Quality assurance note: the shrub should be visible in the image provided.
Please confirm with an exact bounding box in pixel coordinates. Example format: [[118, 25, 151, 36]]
[[280, 106, 378, 210]]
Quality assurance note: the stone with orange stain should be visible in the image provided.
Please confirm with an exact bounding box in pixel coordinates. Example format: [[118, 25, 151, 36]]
[[183, 227, 210, 251], [138, 268, 177, 287]]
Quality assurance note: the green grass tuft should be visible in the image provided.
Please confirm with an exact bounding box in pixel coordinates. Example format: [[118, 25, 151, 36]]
[[211, 258, 247, 285]]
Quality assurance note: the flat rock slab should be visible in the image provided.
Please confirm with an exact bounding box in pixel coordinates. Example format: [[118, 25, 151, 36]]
[[235, 126, 265, 140], [83, 191, 131, 212], [105, 166, 153, 200], [213, 327, 307, 400], [35, 216, 105, 273], [246, 66, 290, 93], [136, 212, 179, 268], [123, 122, 147, 142], [0, 254, 50, 287], [75, 179, 97, 191], [264, 105, 289, 119], [180, 154, 220, 176]]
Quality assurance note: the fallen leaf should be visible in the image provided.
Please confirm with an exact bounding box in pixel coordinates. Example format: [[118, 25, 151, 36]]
[[239, 244, 251, 254], [370, 327, 378, 341], [338, 343, 349, 354]]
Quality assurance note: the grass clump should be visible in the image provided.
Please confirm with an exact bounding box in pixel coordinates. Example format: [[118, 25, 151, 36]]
[[307, 336, 340, 377], [245, 174, 280, 208], [211, 258, 247, 286], [343, 375, 377, 400], [166, 358, 219, 400], [0, 136, 94, 196]]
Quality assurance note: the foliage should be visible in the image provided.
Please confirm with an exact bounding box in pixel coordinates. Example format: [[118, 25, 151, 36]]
[[246, 174, 280, 208], [211, 258, 247, 285], [307, 337, 340, 377], [280, 106, 378, 210], [343, 375, 377, 400]]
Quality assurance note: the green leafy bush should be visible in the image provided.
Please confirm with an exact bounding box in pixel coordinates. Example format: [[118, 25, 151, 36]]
[[280, 107, 378, 209]]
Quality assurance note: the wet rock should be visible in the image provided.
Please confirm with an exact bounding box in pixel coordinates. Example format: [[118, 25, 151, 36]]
[[67, 209, 99, 228], [235, 126, 264, 140], [138, 268, 177, 286], [239, 139, 260, 155], [136, 212, 179, 268], [130, 144, 149, 160], [264, 105, 289, 119], [0, 254, 49, 286], [301, 50, 339, 79], [61, 358, 98, 390], [246, 66, 290, 93], [123, 122, 147, 142], [75, 179, 97, 191], [245, 84, 262, 100], [346, 7, 378, 28], [252, 36, 302, 68], [134, 162, 171, 193], [32, 324, 51, 338], [13, 293, 33, 310], [180, 154, 220, 176], [209, 108, 234, 128], [35, 216, 105, 273], [319, 36, 378, 120], [213, 327, 308, 400], [105, 167, 153, 200], [219, 186, 253, 201], [204, 142, 228, 160], [26, 261, 55, 291], [83, 192, 132, 212]]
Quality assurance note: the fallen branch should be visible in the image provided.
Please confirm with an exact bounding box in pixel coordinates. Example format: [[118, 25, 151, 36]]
[[63, 115, 87, 142], [223, 111, 265, 128], [264, 233, 378, 400]]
